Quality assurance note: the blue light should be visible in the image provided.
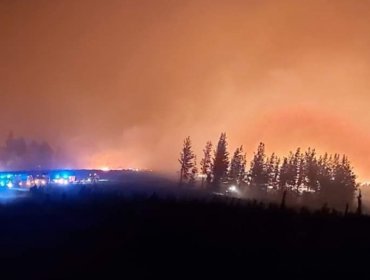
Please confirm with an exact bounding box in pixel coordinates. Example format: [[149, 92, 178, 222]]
[[0, 181, 5, 187], [55, 174, 60, 179]]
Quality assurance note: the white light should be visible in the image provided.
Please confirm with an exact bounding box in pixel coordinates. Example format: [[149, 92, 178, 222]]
[[7, 182, 13, 188], [229, 185, 237, 192]]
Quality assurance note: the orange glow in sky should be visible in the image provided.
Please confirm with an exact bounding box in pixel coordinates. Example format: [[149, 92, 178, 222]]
[[1, 1, 370, 180]]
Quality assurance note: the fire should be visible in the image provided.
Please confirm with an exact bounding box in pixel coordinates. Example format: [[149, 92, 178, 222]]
[[100, 166, 111, 172]]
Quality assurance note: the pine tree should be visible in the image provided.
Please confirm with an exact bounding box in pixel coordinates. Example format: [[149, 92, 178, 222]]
[[303, 148, 319, 192], [341, 155, 356, 192], [266, 153, 276, 188], [297, 152, 305, 190], [286, 151, 296, 188], [279, 157, 289, 189], [318, 153, 356, 206], [292, 148, 303, 192], [200, 141, 213, 188], [229, 146, 246, 187], [212, 133, 229, 189], [178, 136, 195, 186], [250, 142, 268, 188], [317, 153, 332, 192], [273, 156, 281, 189], [333, 155, 356, 199], [189, 156, 198, 186]]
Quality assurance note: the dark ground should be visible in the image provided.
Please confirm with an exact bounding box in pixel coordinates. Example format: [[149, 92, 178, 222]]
[[0, 185, 369, 279]]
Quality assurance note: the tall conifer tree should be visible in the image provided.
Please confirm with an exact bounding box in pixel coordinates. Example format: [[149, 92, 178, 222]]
[[212, 133, 229, 189]]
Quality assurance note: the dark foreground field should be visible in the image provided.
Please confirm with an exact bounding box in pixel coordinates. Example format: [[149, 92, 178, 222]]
[[0, 186, 370, 278]]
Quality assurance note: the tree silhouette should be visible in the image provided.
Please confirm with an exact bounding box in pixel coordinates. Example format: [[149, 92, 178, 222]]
[[178, 136, 196, 186], [200, 141, 213, 188], [317, 153, 332, 193], [288, 148, 303, 192], [331, 155, 357, 202], [357, 189, 362, 215], [273, 156, 281, 189], [212, 133, 229, 190], [285, 151, 296, 188], [228, 146, 246, 187], [303, 148, 319, 192], [279, 157, 289, 189], [0, 132, 55, 170], [296, 150, 305, 190], [266, 153, 280, 189], [189, 156, 198, 186], [176, 134, 357, 204], [250, 142, 268, 188]]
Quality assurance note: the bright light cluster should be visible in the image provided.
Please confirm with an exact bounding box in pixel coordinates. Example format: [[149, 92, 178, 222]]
[[54, 178, 69, 185]]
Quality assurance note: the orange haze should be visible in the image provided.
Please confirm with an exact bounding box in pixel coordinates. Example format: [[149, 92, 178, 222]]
[[1, 0, 370, 180]]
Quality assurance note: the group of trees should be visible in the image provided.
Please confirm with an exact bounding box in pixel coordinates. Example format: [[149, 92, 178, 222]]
[[0, 132, 70, 171], [179, 133, 358, 201]]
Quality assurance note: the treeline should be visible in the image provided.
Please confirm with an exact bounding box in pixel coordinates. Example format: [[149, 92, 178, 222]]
[[179, 133, 358, 204], [0, 132, 70, 171]]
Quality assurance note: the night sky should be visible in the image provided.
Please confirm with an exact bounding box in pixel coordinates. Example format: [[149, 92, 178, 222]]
[[1, 0, 370, 179]]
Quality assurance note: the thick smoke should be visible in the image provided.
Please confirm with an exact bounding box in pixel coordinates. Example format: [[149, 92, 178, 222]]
[[1, 1, 370, 179], [0, 133, 74, 171]]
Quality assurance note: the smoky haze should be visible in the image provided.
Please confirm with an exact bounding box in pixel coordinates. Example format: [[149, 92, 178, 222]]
[[1, 0, 370, 179]]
